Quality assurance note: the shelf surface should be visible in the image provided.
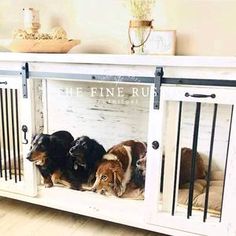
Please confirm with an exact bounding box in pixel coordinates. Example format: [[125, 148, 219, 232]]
[[0, 52, 235, 68]]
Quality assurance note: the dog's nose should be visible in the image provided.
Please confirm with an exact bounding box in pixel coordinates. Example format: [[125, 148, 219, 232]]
[[26, 154, 31, 160]]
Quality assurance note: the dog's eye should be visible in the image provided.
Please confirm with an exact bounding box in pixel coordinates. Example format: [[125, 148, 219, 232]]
[[101, 175, 108, 181]]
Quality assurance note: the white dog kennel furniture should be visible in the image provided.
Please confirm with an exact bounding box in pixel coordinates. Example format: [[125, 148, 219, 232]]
[[0, 53, 236, 236]]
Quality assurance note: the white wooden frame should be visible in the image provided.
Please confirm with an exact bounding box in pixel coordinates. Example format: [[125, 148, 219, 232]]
[[0, 74, 37, 196], [145, 85, 236, 235], [0, 53, 235, 236]]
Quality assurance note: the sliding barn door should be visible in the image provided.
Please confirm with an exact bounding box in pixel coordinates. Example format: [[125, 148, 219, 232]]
[[0, 76, 37, 196], [145, 84, 236, 235]]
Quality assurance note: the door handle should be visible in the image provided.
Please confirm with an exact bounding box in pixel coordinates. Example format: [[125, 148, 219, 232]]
[[185, 92, 216, 99], [22, 125, 28, 144], [0, 81, 7, 85]]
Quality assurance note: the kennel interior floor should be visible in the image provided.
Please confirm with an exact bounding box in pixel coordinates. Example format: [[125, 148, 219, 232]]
[[0, 197, 164, 236]]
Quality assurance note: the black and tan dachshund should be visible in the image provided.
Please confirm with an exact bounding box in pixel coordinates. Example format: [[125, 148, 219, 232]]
[[69, 136, 106, 185], [27, 130, 82, 189]]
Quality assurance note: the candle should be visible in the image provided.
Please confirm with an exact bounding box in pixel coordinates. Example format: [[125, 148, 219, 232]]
[[23, 8, 40, 32]]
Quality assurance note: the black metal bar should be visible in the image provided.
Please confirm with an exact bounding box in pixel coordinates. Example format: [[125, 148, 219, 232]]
[[10, 89, 17, 183], [5, 89, 12, 179], [28, 71, 236, 88], [0, 133, 2, 178], [0, 90, 2, 177], [187, 102, 201, 218], [0, 88, 7, 180], [0, 71, 19, 76], [162, 78, 236, 88], [154, 67, 163, 109], [203, 104, 218, 222], [30, 71, 155, 84], [2, 68, 236, 87], [21, 63, 29, 98], [220, 105, 234, 222], [172, 101, 183, 216], [15, 89, 21, 181], [1, 70, 155, 83]]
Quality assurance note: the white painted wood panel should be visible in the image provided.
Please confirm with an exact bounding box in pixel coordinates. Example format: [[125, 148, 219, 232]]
[[0, 186, 199, 236], [221, 110, 236, 236], [30, 62, 156, 77], [45, 80, 150, 149], [0, 52, 236, 68], [162, 101, 181, 212], [0, 61, 22, 71], [0, 76, 37, 196]]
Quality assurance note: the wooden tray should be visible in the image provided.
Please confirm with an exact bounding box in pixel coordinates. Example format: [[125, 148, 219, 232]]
[[8, 39, 80, 53]]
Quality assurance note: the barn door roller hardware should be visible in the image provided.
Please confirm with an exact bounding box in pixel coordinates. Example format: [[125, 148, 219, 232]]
[[21, 62, 29, 98], [153, 67, 163, 110]]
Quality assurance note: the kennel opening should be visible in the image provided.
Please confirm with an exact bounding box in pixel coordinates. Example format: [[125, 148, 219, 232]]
[[39, 78, 151, 198]]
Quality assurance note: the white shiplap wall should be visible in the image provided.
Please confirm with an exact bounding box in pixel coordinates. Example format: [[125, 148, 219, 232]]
[[45, 80, 150, 150]]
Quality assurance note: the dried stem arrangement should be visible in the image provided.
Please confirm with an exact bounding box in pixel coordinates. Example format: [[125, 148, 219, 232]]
[[124, 0, 156, 20]]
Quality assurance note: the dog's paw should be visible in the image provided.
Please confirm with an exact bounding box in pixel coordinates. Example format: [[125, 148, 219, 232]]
[[114, 185, 125, 197], [44, 178, 53, 188], [81, 184, 95, 192], [44, 182, 53, 188], [70, 183, 82, 191]]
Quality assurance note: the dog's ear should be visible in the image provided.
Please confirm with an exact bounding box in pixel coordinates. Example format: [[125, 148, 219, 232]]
[[90, 140, 106, 161], [112, 167, 124, 197], [31, 133, 44, 143], [113, 171, 122, 188]]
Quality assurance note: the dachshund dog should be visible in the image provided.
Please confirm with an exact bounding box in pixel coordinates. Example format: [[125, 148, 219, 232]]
[[133, 147, 206, 191], [133, 155, 147, 189], [69, 136, 106, 184], [131, 145, 205, 191], [27, 130, 80, 189], [91, 144, 133, 197], [111, 140, 147, 189], [90, 140, 146, 197], [178, 147, 206, 187], [160, 147, 206, 192], [108, 140, 147, 167]]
